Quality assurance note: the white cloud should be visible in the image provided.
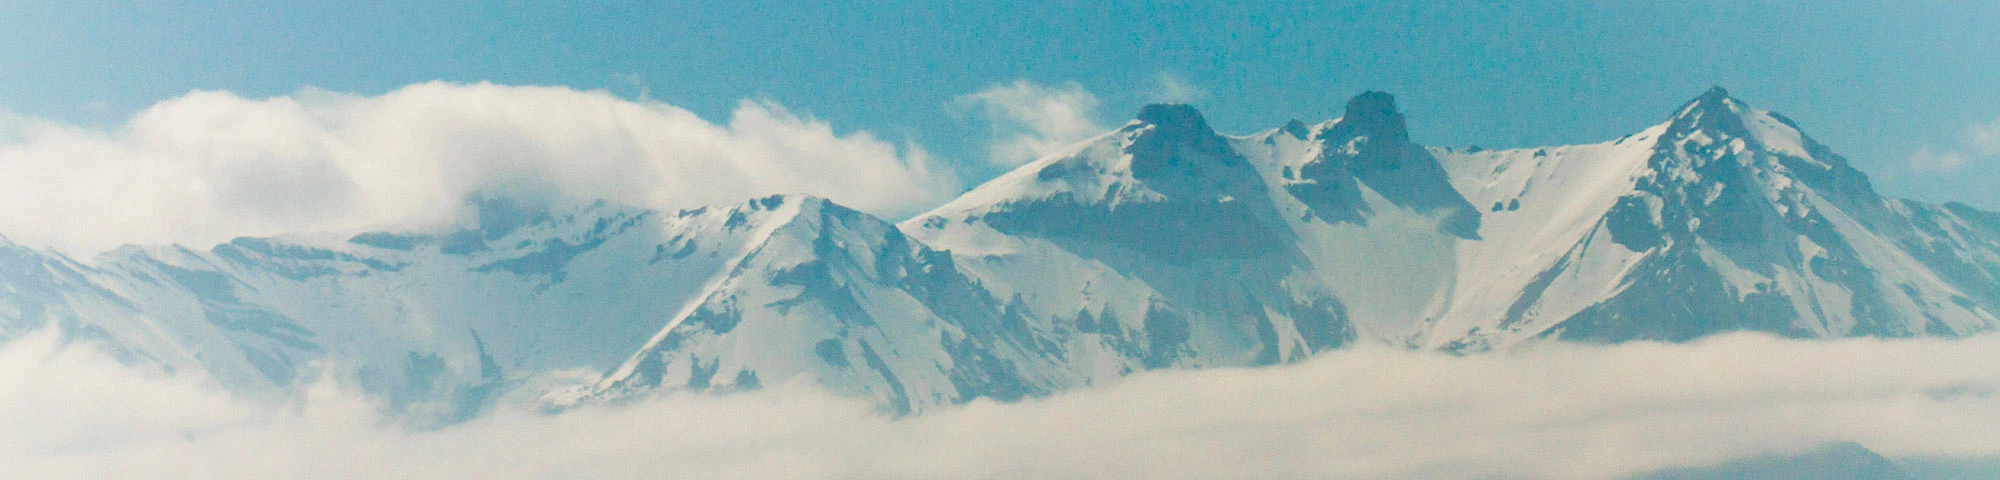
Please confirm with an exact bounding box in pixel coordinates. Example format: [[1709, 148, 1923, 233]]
[[0, 82, 960, 254], [1907, 117, 2000, 176], [8, 331, 2000, 479], [1145, 73, 1209, 104], [954, 80, 1106, 166], [1910, 146, 1971, 174], [1967, 117, 2000, 156]]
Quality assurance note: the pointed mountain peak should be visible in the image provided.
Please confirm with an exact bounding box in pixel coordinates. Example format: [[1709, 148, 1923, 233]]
[[1696, 85, 1734, 104], [1658, 86, 1768, 147], [1670, 85, 1750, 123], [1331, 91, 1410, 145], [1344, 91, 1401, 119], [729, 194, 886, 236], [1133, 103, 1215, 137]]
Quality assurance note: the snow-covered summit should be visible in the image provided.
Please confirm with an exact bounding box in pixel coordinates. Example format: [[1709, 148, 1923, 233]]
[[918, 101, 1285, 265], [1431, 88, 1999, 348], [1133, 103, 1213, 136]]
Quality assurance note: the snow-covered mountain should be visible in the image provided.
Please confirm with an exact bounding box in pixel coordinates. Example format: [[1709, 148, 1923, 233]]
[[582, 196, 1056, 413], [4, 87, 1997, 415], [0, 197, 790, 421], [1429, 87, 2000, 350]]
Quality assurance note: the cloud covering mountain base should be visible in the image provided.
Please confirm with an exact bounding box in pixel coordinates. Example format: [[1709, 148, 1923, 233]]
[[8, 329, 2000, 479]]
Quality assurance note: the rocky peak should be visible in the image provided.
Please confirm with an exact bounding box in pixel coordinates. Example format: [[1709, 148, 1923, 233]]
[[1133, 103, 1214, 138], [1328, 91, 1411, 147], [1689, 85, 1737, 111], [1664, 86, 1755, 144], [1286, 91, 1480, 238], [1121, 103, 1246, 183], [722, 194, 887, 239]]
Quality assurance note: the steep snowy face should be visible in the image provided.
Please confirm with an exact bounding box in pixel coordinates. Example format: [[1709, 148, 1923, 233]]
[[905, 97, 1496, 385], [1606, 87, 1872, 252], [1284, 91, 1482, 239], [916, 104, 1364, 368], [0, 195, 899, 422], [1434, 88, 2000, 349], [586, 196, 1061, 414], [1560, 88, 1991, 340], [1900, 201, 2000, 314], [0, 237, 156, 364], [1231, 93, 1488, 343], [923, 103, 1291, 264], [1428, 129, 1666, 350]]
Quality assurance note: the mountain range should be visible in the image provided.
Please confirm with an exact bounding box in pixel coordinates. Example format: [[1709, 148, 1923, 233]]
[[4, 87, 1997, 417]]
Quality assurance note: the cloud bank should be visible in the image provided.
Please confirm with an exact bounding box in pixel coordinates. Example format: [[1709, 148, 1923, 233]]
[[0, 83, 960, 254], [8, 330, 2000, 479], [954, 80, 1106, 166]]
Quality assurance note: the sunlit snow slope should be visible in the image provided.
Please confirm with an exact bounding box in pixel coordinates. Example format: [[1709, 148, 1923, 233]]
[[1431, 88, 2000, 350]]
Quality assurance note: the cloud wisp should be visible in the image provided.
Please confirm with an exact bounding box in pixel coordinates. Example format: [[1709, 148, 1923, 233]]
[[953, 80, 1107, 167], [1144, 73, 1209, 104], [1907, 117, 2000, 175], [7, 330, 2000, 479], [0, 82, 960, 254], [1968, 118, 2000, 157], [1909, 146, 1971, 174]]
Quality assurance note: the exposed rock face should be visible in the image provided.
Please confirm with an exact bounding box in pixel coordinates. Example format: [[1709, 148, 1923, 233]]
[[1287, 91, 1482, 238]]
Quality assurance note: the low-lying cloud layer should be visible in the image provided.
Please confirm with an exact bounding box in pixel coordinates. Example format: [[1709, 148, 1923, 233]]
[[7, 329, 2000, 479], [0, 83, 959, 254]]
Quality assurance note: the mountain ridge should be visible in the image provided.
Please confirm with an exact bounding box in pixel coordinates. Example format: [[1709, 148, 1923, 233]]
[[4, 88, 1997, 416]]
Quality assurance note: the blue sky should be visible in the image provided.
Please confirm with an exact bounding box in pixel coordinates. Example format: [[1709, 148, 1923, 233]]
[[3, 1, 1998, 207]]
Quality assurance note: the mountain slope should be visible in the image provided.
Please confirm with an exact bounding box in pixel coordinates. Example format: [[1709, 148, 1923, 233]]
[[1431, 88, 1999, 349], [583, 196, 1055, 413], [0, 196, 905, 420], [901, 94, 1496, 377]]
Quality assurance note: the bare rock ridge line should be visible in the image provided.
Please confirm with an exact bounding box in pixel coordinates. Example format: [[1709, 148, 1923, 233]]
[[3, 88, 1998, 417]]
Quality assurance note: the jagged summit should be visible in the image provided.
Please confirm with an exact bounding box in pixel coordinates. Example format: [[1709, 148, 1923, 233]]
[[1643, 86, 1877, 202], [1692, 85, 1735, 107], [1122, 103, 1245, 183], [1330, 91, 1410, 146], [1664, 85, 1760, 138], [914, 98, 1265, 232], [1284, 90, 1481, 238], [1133, 103, 1212, 135], [1666, 86, 1742, 122]]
